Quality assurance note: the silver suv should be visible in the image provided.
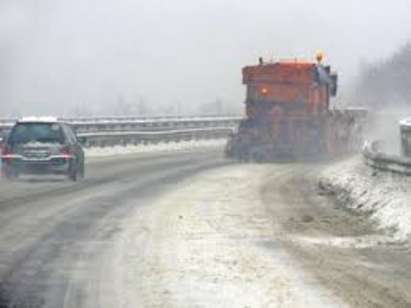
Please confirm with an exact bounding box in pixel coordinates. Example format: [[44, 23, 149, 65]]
[[1, 118, 85, 181]]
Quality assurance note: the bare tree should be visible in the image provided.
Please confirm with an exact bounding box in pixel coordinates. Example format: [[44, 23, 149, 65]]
[[354, 42, 411, 109]]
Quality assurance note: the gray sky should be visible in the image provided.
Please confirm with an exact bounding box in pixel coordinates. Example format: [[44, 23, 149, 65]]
[[1, 0, 411, 116]]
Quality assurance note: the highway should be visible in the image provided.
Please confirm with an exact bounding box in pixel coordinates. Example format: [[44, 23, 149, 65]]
[[0, 148, 410, 307], [0, 149, 228, 307]]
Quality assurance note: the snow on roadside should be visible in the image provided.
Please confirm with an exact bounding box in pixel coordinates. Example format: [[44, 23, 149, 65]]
[[85, 138, 227, 158], [319, 157, 411, 241]]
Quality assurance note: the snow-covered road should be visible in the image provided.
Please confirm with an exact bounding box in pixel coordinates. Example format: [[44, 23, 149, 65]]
[[110, 164, 347, 307], [0, 150, 411, 307]]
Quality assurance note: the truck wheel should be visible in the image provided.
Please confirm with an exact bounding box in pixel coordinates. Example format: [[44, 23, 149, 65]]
[[252, 151, 264, 163]]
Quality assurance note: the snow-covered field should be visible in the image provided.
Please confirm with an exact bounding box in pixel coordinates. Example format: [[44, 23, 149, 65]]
[[85, 139, 227, 158], [319, 157, 411, 241]]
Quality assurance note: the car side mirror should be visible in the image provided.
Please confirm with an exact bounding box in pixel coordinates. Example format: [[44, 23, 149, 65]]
[[0, 132, 5, 145], [77, 136, 87, 145]]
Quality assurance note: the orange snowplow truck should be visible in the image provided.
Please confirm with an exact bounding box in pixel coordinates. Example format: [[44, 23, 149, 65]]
[[226, 54, 366, 160]]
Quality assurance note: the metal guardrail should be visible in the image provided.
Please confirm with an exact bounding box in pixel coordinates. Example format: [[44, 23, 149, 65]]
[[362, 140, 411, 175], [61, 114, 241, 123], [0, 116, 239, 149], [0, 115, 242, 135], [78, 127, 234, 147], [0, 115, 241, 124], [70, 118, 241, 134]]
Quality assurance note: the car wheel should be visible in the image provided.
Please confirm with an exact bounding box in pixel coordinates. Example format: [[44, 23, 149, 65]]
[[79, 160, 85, 179], [2, 164, 18, 180], [68, 161, 78, 182]]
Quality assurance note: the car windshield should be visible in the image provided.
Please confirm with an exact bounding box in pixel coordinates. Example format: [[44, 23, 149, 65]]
[[8, 123, 64, 145]]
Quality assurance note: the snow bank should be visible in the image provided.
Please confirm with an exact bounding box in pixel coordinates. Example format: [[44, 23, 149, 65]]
[[319, 157, 411, 241], [85, 138, 227, 158]]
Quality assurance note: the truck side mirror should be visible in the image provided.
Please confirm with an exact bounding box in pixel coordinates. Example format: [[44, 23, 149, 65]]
[[330, 74, 338, 96]]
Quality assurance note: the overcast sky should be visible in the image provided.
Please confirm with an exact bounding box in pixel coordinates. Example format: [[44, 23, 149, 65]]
[[1, 0, 411, 116]]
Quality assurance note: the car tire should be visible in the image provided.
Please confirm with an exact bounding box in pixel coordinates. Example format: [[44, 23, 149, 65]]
[[68, 161, 78, 182], [79, 160, 85, 179], [2, 164, 18, 180]]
